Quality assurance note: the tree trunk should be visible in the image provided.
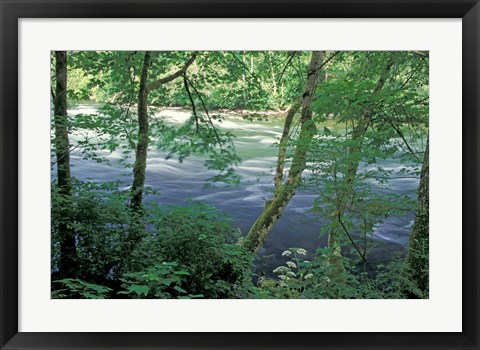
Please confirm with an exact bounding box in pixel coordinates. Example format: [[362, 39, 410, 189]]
[[130, 51, 197, 210], [325, 117, 371, 277], [130, 51, 152, 211], [243, 51, 324, 253], [107, 52, 198, 277], [53, 51, 77, 276], [327, 117, 370, 259], [405, 137, 429, 294], [242, 52, 247, 105], [110, 51, 153, 278], [268, 51, 278, 96], [274, 99, 301, 194], [327, 59, 395, 259]]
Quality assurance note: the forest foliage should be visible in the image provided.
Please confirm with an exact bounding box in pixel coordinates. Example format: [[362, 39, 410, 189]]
[[51, 50, 429, 299]]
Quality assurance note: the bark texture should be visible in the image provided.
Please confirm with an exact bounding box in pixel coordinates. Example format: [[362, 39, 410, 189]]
[[53, 51, 77, 276], [131, 51, 197, 210], [405, 138, 429, 294], [130, 51, 152, 211], [243, 51, 324, 253], [119, 52, 198, 274], [274, 99, 301, 194]]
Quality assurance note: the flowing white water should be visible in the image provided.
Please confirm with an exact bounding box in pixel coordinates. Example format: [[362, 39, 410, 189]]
[[62, 105, 420, 266]]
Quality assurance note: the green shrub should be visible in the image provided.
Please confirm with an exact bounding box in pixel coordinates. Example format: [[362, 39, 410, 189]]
[[117, 262, 203, 299], [51, 180, 138, 282], [128, 202, 254, 298], [52, 278, 112, 299]]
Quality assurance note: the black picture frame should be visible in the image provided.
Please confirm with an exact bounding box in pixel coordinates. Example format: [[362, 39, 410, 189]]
[[1, 1, 479, 349]]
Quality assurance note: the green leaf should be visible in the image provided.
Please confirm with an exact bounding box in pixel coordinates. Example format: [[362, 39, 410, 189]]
[[173, 271, 190, 276], [161, 278, 176, 287], [128, 284, 150, 297], [145, 273, 161, 281], [173, 285, 188, 294]]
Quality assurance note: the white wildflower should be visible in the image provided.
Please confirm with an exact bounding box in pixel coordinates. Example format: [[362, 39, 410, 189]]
[[279, 275, 290, 280], [287, 271, 296, 278], [282, 250, 292, 257], [273, 266, 289, 274], [304, 273, 313, 280], [296, 248, 307, 255], [286, 261, 297, 269]]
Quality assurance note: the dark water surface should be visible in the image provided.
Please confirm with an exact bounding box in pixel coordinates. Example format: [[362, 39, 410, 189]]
[[65, 105, 419, 270]]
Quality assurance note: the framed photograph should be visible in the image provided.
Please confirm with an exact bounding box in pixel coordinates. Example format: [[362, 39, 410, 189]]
[[1, 0, 478, 349]]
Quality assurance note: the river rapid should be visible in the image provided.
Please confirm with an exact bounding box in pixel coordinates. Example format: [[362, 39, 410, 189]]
[[63, 105, 420, 271]]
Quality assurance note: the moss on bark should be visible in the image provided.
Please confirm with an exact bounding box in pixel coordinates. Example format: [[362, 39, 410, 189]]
[[53, 51, 77, 277], [405, 138, 429, 295], [243, 51, 324, 253], [131, 51, 152, 211]]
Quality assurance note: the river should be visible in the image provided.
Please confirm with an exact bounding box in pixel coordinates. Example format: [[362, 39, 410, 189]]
[[63, 105, 420, 272]]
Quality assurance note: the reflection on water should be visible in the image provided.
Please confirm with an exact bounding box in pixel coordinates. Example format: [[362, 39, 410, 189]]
[[64, 105, 420, 266]]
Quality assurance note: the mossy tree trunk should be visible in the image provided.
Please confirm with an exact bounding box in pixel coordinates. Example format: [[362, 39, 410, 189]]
[[405, 137, 429, 294], [119, 51, 153, 278], [243, 51, 324, 253], [53, 51, 77, 277], [130, 51, 152, 212], [130, 51, 198, 211], [274, 99, 301, 194], [112, 51, 199, 276]]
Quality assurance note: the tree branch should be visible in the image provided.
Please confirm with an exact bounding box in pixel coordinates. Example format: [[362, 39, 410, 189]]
[[412, 51, 428, 58], [276, 51, 297, 85], [183, 73, 199, 133], [337, 214, 366, 262], [184, 75, 222, 147], [309, 51, 340, 75], [123, 126, 137, 150], [377, 109, 422, 163], [227, 51, 260, 82], [146, 52, 198, 91], [400, 60, 424, 89]]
